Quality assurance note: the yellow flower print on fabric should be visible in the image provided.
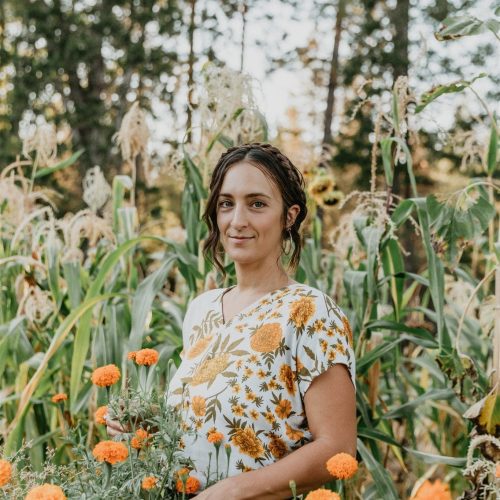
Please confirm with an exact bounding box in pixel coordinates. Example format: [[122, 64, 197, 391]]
[[231, 427, 264, 459], [342, 316, 354, 346], [191, 396, 206, 417], [275, 399, 292, 419], [279, 364, 296, 396], [268, 434, 288, 459], [289, 297, 316, 327], [250, 323, 283, 352], [187, 335, 213, 359], [285, 422, 304, 441], [191, 353, 230, 386]]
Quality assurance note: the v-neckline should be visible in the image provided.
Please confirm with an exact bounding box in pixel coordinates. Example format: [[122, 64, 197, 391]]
[[219, 283, 301, 326]]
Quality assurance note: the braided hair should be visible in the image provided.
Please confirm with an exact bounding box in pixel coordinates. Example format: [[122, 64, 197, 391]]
[[202, 143, 308, 277]]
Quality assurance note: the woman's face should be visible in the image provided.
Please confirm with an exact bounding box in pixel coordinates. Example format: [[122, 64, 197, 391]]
[[216, 161, 297, 267]]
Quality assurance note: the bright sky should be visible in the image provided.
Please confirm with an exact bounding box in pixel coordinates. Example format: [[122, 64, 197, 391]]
[[212, 0, 499, 145]]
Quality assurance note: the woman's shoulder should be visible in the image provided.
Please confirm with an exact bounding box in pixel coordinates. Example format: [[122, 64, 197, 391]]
[[287, 283, 347, 320], [185, 287, 223, 315]]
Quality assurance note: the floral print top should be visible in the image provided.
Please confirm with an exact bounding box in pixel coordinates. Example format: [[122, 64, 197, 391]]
[[167, 283, 355, 489]]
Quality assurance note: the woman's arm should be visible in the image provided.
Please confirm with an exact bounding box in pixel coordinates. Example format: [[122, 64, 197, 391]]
[[195, 364, 356, 499]]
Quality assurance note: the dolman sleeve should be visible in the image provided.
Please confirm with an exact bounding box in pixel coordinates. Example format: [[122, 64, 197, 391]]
[[293, 291, 356, 397]]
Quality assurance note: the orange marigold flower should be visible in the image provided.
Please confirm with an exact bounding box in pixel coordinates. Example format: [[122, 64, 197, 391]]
[[91, 364, 120, 387], [92, 440, 128, 465], [176, 468, 190, 479], [127, 351, 137, 361], [131, 428, 150, 450], [94, 406, 108, 425], [0, 459, 12, 487], [134, 348, 159, 366], [176, 476, 200, 494], [306, 489, 340, 499], [326, 452, 358, 480], [496, 462, 500, 478], [411, 479, 452, 500], [207, 430, 224, 444], [51, 393, 67, 404], [141, 476, 158, 490], [25, 483, 66, 499]]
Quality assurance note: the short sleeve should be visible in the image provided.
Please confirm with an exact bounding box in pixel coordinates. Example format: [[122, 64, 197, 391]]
[[294, 292, 356, 397]]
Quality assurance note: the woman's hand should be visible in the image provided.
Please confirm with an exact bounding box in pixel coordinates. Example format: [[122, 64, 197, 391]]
[[105, 417, 129, 438], [194, 478, 243, 499]]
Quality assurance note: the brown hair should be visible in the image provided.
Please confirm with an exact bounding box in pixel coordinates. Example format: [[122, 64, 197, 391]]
[[202, 143, 308, 277]]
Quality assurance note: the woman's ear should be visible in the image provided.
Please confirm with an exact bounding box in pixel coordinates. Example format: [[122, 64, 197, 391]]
[[287, 205, 301, 227]]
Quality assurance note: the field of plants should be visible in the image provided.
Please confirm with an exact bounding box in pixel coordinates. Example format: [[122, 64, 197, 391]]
[[0, 6, 499, 500]]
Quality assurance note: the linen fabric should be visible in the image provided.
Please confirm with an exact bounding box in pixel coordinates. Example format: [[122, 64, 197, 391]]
[[167, 283, 356, 489]]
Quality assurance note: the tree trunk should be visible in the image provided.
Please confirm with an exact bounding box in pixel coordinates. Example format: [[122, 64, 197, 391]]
[[186, 0, 196, 143], [390, 0, 410, 199], [240, 1, 247, 72], [322, 0, 346, 146], [391, 0, 410, 83]]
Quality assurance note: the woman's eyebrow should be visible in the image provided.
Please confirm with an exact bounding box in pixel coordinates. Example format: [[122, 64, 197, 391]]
[[218, 192, 272, 199]]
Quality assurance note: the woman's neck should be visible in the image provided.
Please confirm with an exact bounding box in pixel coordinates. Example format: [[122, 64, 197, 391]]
[[232, 260, 293, 294]]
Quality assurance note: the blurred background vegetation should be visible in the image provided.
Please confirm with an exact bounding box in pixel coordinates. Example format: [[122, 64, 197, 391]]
[[0, 1, 499, 498]]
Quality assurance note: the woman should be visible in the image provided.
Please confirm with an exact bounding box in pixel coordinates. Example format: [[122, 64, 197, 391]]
[[110, 143, 356, 498]]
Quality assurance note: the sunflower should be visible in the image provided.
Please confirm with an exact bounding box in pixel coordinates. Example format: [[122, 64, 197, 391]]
[[250, 323, 282, 353], [231, 427, 264, 459]]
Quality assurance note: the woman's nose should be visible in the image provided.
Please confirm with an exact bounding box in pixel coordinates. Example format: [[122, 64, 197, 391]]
[[230, 204, 248, 228]]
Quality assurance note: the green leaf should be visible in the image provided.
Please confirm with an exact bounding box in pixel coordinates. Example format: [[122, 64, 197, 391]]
[[381, 239, 404, 321], [357, 426, 401, 448], [357, 439, 399, 500], [486, 120, 498, 175], [380, 138, 394, 187], [128, 255, 177, 351], [34, 149, 84, 178], [411, 197, 450, 350], [383, 388, 455, 419], [403, 448, 466, 467], [362, 226, 383, 301], [390, 199, 414, 228], [435, 16, 486, 41], [416, 74, 487, 113]]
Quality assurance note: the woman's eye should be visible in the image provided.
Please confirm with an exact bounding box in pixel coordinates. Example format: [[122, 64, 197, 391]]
[[253, 201, 265, 208], [218, 200, 232, 208]]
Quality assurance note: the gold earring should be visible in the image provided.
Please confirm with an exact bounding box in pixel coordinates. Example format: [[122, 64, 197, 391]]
[[283, 227, 293, 256]]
